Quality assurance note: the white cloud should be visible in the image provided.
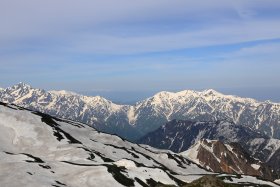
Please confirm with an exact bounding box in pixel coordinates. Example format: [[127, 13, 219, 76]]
[[64, 19, 280, 54], [215, 42, 280, 64], [1, 0, 280, 54]]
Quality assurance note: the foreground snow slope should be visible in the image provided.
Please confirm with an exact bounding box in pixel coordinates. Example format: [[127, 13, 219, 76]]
[[0, 102, 278, 187]]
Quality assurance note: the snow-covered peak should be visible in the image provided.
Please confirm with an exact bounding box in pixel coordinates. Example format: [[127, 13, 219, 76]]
[[177, 89, 199, 96], [147, 88, 255, 105], [201, 89, 222, 96], [263, 100, 279, 105], [81, 95, 111, 105], [2, 83, 35, 97], [152, 89, 222, 98], [1, 83, 35, 101], [149, 91, 174, 104], [13, 82, 32, 89], [154, 91, 174, 97]]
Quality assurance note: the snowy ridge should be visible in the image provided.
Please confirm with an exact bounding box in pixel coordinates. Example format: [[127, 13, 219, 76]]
[[0, 83, 280, 140], [1, 102, 279, 187]]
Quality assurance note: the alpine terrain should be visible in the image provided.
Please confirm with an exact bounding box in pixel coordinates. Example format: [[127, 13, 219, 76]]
[[138, 120, 280, 180], [1, 102, 279, 186], [181, 139, 276, 181]]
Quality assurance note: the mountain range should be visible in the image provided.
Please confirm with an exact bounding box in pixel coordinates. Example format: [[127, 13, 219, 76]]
[[1, 83, 280, 186], [0, 83, 280, 141], [1, 102, 279, 187]]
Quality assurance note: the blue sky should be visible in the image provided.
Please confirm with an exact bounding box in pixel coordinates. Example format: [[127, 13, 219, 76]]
[[1, 0, 280, 102]]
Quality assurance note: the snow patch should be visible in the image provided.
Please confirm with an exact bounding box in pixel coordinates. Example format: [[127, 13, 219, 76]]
[[114, 159, 137, 169], [275, 179, 280, 184], [251, 164, 260, 170], [127, 107, 136, 125]]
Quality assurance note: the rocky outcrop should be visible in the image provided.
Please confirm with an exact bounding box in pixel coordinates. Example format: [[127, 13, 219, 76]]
[[183, 175, 237, 187], [181, 139, 276, 181]]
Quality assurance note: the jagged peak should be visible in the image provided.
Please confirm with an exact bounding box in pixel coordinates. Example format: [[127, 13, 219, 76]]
[[13, 82, 32, 89], [177, 89, 199, 96], [151, 89, 224, 100], [156, 91, 173, 95], [264, 100, 280, 106], [93, 95, 108, 101], [176, 88, 257, 104], [150, 90, 200, 102], [81, 95, 111, 104], [199, 89, 261, 104], [0, 82, 33, 94], [263, 100, 279, 105], [153, 91, 174, 99], [201, 89, 222, 96]]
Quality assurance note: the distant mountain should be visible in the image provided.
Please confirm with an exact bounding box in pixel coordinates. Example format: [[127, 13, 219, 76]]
[[0, 83, 138, 140], [181, 139, 276, 181], [137, 120, 280, 176], [1, 83, 280, 141], [134, 89, 280, 139], [2, 102, 278, 186]]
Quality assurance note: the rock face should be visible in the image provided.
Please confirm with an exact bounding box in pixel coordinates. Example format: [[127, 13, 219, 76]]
[[181, 139, 275, 181], [137, 120, 280, 179], [1, 102, 278, 187], [1, 83, 280, 141]]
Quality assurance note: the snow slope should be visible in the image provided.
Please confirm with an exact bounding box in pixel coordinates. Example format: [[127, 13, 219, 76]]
[[0, 102, 279, 187]]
